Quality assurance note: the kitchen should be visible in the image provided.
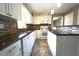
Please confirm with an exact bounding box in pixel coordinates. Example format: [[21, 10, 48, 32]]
[[0, 3, 79, 56]]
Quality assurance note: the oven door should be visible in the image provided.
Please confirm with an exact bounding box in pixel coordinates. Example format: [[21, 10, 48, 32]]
[[42, 31, 47, 36], [40, 29, 47, 39]]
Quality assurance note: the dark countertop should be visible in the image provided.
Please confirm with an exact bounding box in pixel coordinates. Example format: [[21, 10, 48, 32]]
[[0, 31, 32, 50], [51, 30, 79, 36]]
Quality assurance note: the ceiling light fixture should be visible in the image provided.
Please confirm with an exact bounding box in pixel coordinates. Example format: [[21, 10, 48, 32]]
[[51, 10, 54, 14], [57, 3, 62, 8]]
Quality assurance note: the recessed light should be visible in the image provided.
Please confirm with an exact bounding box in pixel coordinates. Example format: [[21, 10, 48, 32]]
[[57, 3, 62, 8]]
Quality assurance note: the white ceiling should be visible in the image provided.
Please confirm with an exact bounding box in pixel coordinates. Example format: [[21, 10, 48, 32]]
[[24, 3, 79, 14]]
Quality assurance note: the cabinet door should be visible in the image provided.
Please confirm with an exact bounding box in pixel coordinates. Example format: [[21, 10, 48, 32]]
[[36, 30, 41, 39], [21, 4, 32, 24], [14, 3, 21, 20], [23, 31, 36, 56], [21, 4, 26, 21], [47, 31, 56, 56], [77, 39, 79, 56], [14, 48, 22, 56], [0, 3, 6, 14], [23, 35, 31, 56], [57, 36, 78, 56], [0, 40, 21, 56], [31, 31, 36, 40], [10, 3, 21, 20], [5, 3, 10, 15], [8, 3, 13, 16], [29, 32, 36, 50]]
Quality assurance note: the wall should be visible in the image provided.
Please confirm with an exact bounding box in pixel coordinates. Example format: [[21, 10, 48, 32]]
[[33, 14, 51, 24], [64, 4, 79, 25], [77, 9, 79, 25], [60, 17, 63, 26], [0, 19, 18, 39], [52, 4, 79, 26]]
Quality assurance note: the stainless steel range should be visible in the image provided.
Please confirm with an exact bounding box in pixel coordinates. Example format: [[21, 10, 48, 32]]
[[40, 26, 48, 39]]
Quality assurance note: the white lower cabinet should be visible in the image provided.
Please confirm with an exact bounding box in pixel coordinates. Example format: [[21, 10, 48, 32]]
[[23, 31, 36, 56], [14, 48, 22, 56], [0, 40, 22, 56], [47, 31, 79, 56], [56, 36, 79, 56], [47, 31, 56, 56], [36, 30, 41, 39], [23, 35, 31, 56], [76, 39, 79, 56], [0, 31, 36, 56]]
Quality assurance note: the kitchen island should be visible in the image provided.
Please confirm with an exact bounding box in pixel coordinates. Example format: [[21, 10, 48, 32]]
[[47, 26, 79, 56]]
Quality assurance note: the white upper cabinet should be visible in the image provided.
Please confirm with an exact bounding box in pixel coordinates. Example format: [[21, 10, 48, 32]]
[[33, 14, 51, 24], [0, 3, 21, 20], [17, 4, 33, 29], [25, 9, 32, 24], [21, 4, 27, 22], [33, 16, 40, 24], [0, 3, 6, 14], [21, 4, 32, 24], [10, 3, 21, 20], [0, 3, 5, 12]]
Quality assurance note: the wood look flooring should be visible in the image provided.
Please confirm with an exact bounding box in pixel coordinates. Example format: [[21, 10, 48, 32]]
[[30, 39, 53, 56]]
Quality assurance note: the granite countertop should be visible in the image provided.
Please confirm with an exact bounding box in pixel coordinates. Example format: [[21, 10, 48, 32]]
[[0, 31, 32, 50], [52, 30, 79, 36]]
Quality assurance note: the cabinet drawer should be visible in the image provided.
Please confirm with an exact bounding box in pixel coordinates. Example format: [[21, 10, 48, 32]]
[[0, 40, 21, 56]]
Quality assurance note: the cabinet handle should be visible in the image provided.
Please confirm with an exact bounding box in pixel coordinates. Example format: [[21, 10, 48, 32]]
[[24, 36, 30, 40], [7, 46, 16, 53]]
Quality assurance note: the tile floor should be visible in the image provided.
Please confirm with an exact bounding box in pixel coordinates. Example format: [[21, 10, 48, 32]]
[[30, 39, 53, 56]]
